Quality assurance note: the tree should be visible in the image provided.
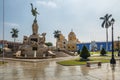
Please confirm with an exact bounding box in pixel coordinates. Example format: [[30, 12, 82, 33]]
[[100, 48, 107, 56], [77, 49, 80, 55], [0, 48, 3, 54], [10, 28, 19, 51], [100, 14, 112, 51], [45, 42, 53, 47], [80, 45, 90, 60], [53, 30, 61, 49], [53, 30, 61, 39]]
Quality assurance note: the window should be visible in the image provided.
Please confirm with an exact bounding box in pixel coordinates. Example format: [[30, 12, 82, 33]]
[[68, 46, 70, 48], [72, 46, 74, 49], [100, 45, 103, 50], [89, 45, 91, 51], [31, 38, 38, 42], [32, 47, 37, 50], [110, 44, 112, 50]]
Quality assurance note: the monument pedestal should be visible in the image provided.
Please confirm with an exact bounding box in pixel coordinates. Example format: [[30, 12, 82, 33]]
[[19, 19, 52, 58]]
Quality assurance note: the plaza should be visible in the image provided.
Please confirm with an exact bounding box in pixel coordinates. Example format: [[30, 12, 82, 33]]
[[0, 56, 120, 80], [1, 0, 120, 80]]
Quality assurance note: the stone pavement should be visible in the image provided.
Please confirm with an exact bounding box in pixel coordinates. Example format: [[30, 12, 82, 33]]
[[0, 57, 120, 80]]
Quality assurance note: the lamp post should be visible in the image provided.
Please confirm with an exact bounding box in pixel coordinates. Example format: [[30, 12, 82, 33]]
[[118, 36, 120, 56], [110, 18, 116, 68]]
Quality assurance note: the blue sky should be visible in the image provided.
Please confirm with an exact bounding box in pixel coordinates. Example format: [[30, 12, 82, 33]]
[[0, 0, 120, 45]]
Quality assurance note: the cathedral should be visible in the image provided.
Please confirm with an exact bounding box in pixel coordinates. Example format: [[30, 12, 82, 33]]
[[56, 30, 80, 52]]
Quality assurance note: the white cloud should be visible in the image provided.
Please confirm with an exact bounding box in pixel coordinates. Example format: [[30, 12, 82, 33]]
[[59, 0, 120, 16], [36, 1, 57, 8], [5, 22, 20, 28]]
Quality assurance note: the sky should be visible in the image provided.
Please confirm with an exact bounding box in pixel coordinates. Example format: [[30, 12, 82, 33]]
[[0, 0, 120, 45]]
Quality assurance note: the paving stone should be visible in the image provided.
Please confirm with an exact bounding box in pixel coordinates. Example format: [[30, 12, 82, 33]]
[[0, 58, 120, 80]]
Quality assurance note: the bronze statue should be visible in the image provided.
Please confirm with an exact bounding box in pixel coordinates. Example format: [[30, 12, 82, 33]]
[[30, 3, 39, 21]]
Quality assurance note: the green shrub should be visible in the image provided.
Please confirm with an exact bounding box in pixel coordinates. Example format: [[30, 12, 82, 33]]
[[77, 49, 80, 55], [80, 45, 90, 60], [45, 42, 53, 46], [100, 48, 106, 56], [0, 48, 3, 54]]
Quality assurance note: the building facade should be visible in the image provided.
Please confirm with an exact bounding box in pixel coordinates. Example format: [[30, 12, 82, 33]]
[[67, 30, 80, 51], [56, 33, 67, 50], [0, 40, 22, 51], [56, 30, 80, 51], [77, 41, 120, 51]]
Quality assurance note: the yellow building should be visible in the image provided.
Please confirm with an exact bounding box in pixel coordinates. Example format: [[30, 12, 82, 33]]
[[67, 30, 80, 51], [56, 33, 67, 50], [56, 30, 80, 52], [114, 41, 120, 50]]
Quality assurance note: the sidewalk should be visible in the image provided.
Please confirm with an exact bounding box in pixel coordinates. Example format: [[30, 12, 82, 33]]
[[0, 56, 78, 62], [0, 56, 120, 80]]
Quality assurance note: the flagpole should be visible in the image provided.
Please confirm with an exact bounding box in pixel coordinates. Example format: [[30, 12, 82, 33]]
[[2, 0, 5, 64]]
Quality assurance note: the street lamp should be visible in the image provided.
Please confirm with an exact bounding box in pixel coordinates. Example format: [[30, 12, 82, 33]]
[[118, 36, 120, 56], [110, 18, 116, 68]]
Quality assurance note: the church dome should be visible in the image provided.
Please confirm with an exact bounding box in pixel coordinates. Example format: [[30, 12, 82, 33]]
[[68, 30, 76, 41], [68, 31, 76, 37]]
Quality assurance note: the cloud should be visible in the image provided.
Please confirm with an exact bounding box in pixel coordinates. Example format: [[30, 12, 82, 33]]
[[4, 22, 20, 28], [59, 0, 120, 16], [36, 1, 57, 8]]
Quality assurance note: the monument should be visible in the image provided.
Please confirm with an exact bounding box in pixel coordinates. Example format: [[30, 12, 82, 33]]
[[17, 3, 55, 58]]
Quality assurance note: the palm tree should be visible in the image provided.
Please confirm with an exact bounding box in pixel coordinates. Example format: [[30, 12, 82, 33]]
[[100, 14, 112, 51], [53, 30, 61, 49], [53, 30, 61, 39], [10, 28, 19, 51]]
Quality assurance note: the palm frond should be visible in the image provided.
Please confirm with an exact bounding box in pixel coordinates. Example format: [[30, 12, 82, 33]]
[[108, 14, 112, 19], [105, 14, 108, 18], [111, 18, 115, 23], [101, 21, 105, 28], [108, 21, 111, 26], [105, 21, 110, 28], [100, 17, 104, 20]]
